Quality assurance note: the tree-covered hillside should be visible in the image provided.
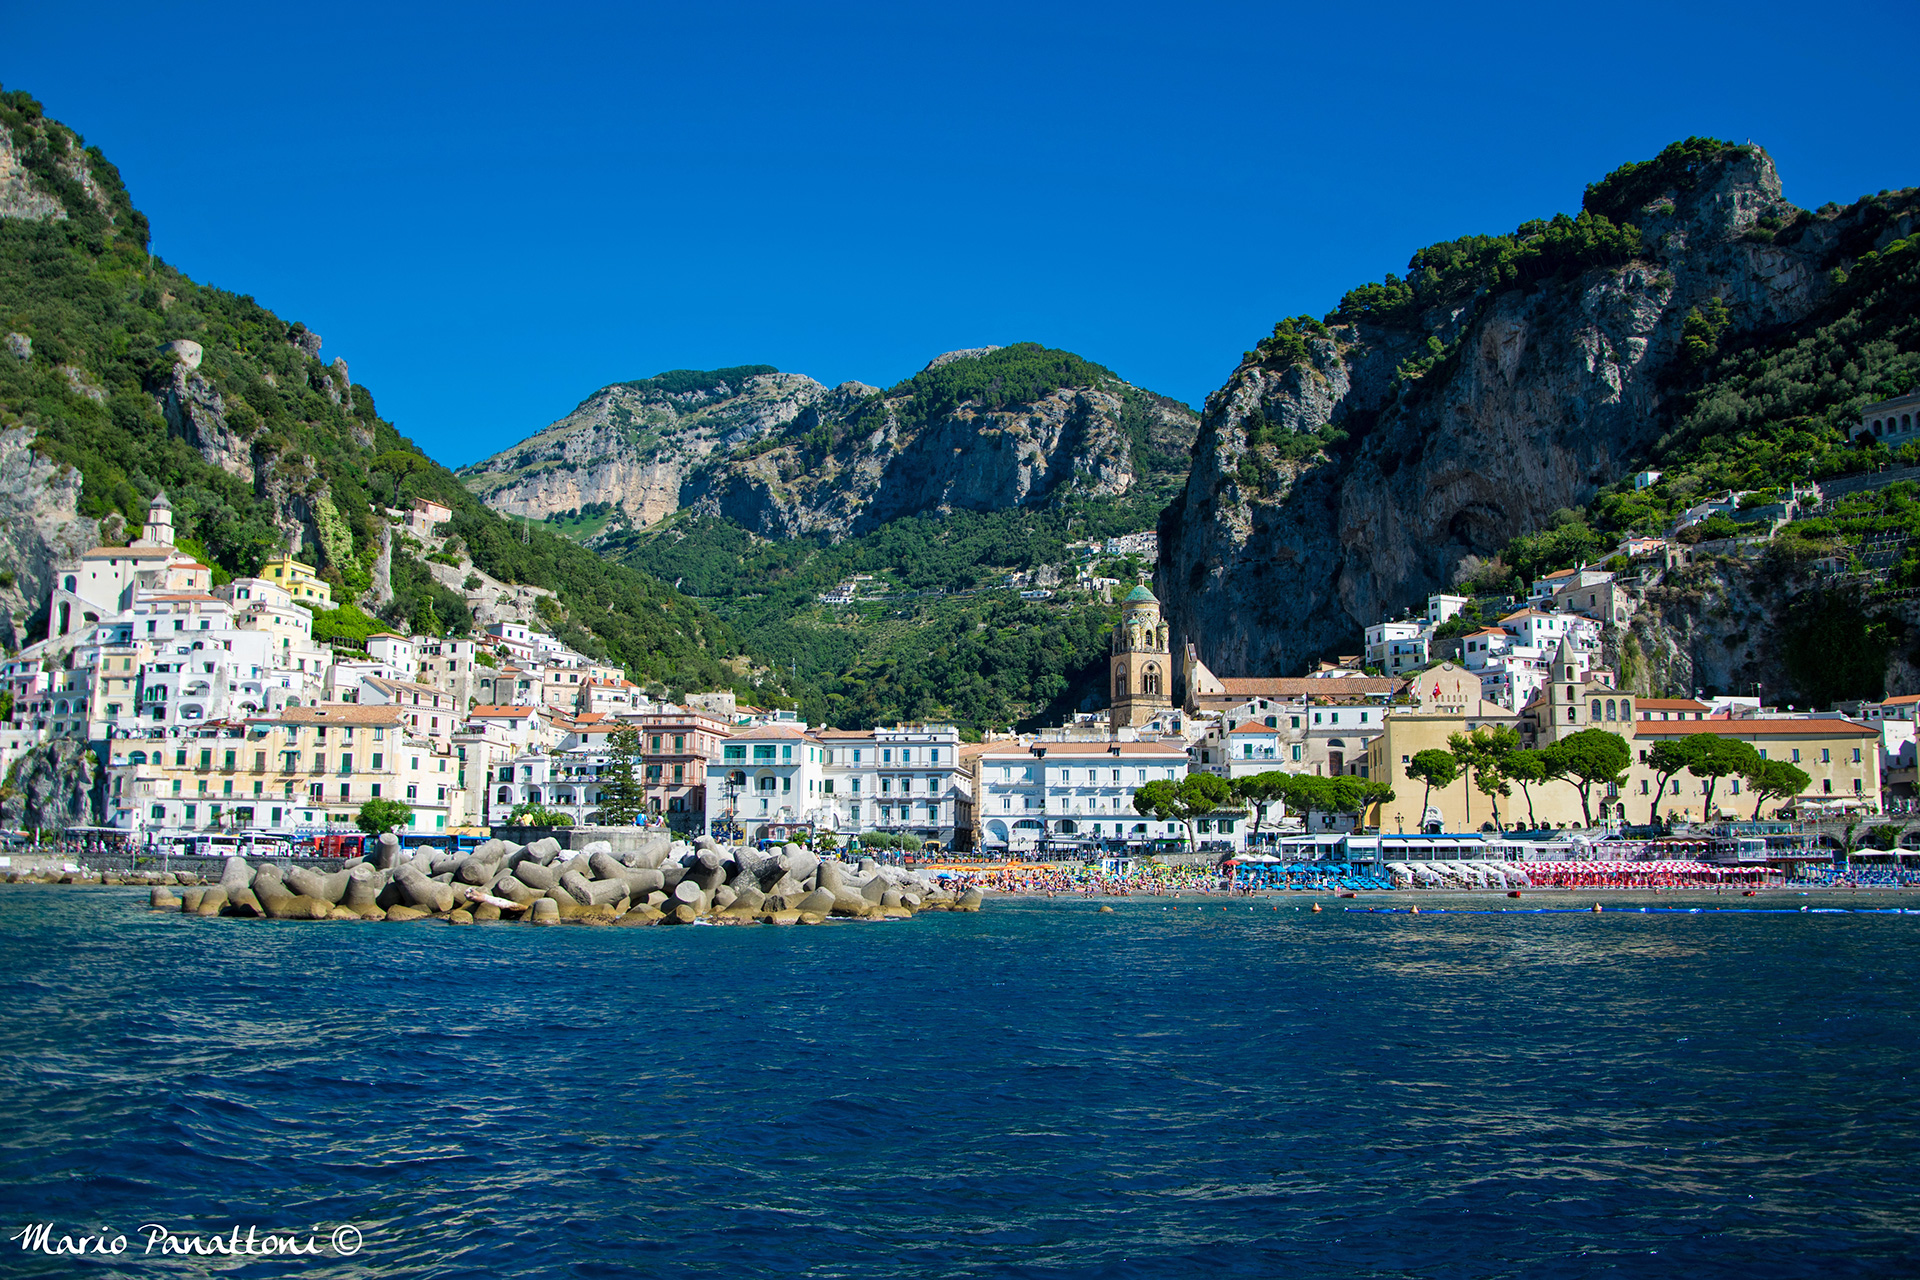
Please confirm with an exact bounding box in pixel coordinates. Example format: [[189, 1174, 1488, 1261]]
[[0, 86, 747, 692]]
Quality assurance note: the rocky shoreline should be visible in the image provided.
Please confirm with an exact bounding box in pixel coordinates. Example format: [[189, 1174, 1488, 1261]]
[[129, 832, 980, 926]]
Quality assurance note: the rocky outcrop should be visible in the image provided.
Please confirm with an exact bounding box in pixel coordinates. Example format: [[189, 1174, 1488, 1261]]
[[0, 426, 98, 647], [682, 372, 1189, 540], [458, 369, 832, 529], [1157, 143, 1893, 681], [461, 349, 1199, 541], [0, 740, 102, 831], [161, 360, 254, 483]]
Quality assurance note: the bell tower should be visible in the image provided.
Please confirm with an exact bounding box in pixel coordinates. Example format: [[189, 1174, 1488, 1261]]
[[1110, 585, 1171, 731], [135, 491, 175, 548]]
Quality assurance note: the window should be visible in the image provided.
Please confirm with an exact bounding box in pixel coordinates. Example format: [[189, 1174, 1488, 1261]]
[[1791, 749, 1801, 763], [672, 764, 683, 783], [752, 745, 775, 761], [673, 734, 684, 751], [651, 735, 663, 751], [1821, 748, 1830, 763], [782, 745, 793, 762], [724, 745, 745, 761], [851, 778, 861, 794], [372, 753, 383, 770]]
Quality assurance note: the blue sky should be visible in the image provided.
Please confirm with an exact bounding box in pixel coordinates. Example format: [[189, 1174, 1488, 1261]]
[[7, 2, 1916, 466]]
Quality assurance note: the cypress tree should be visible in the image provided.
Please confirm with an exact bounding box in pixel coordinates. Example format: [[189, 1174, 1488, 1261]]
[[598, 727, 645, 825]]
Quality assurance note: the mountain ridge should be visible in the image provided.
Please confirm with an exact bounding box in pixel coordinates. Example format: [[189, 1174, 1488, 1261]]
[[458, 343, 1199, 543], [1156, 138, 1920, 694]]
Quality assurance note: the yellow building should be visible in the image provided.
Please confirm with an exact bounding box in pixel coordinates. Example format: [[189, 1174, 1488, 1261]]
[[1369, 655, 1881, 830], [260, 554, 333, 609], [108, 703, 464, 834]]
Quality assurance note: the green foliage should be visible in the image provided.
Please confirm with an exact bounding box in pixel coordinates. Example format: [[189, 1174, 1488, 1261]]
[[1781, 590, 1897, 706], [1448, 725, 1519, 830], [1681, 297, 1732, 364], [613, 366, 778, 398], [1742, 756, 1811, 818], [1501, 510, 1610, 584], [1501, 748, 1554, 829], [597, 727, 644, 825], [1406, 749, 1461, 813], [1583, 137, 1749, 224], [0, 90, 751, 691], [1134, 772, 1235, 848], [308, 603, 383, 650], [1251, 315, 1331, 369], [508, 801, 572, 827], [889, 342, 1116, 426], [1328, 211, 1643, 329], [1542, 729, 1631, 826], [354, 797, 412, 835], [1687, 735, 1761, 817], [615, 505, 1167, 729]]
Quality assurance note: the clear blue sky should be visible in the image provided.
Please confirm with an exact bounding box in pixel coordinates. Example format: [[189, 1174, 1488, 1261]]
[[6, 2, 1916, 466]]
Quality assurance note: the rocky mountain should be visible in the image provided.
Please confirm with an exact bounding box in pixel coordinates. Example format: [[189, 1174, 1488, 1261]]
[[1157, 138, 1920, 684], [0, 85, 748, 692], [462, 344, 1199, 541], [456, 367, 853, 527]]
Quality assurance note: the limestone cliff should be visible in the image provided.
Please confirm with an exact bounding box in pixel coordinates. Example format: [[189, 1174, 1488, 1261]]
[[465, 345, 1198, 542], [682, 349, 1196, 540], [456, 367, 836, 528], [1157, 141, 1905, 682]]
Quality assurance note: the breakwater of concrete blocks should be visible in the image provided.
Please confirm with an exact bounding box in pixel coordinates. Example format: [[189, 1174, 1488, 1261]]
[[146, 831, 982, 926]]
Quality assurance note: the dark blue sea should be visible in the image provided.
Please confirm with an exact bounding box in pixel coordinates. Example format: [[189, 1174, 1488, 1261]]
[[2, 887, 1918, 1278]]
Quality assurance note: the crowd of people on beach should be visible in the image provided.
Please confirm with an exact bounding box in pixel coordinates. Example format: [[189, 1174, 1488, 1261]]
[[947, 863, 1225, 896]]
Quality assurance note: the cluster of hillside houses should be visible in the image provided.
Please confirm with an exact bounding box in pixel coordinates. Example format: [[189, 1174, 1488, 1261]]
[[3, 490, 1912, 856]]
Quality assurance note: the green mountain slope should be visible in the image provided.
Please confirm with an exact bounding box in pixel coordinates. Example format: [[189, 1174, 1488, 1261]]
[[0, 86, 745, 692]]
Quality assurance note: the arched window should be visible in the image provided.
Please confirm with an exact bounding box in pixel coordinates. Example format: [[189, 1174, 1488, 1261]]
[[1591, 699, 1603, 721], [129, 751, 147, 765], [1056, 820, 1078, 834], [758, 775, 776, 791], [62, 575, 75, 592], [1875, 420, 1884, 435], [1620, 700, 1631, 719], [497, 786, 511, 802], [1605, 699, 1617, 721], [58, 601, 70, 634], [1144, 663, 1161, 695], [1113, 664, 1127, 697]]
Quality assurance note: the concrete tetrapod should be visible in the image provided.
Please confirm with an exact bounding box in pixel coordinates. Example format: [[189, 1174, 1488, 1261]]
[[162, 845, 978, 928]]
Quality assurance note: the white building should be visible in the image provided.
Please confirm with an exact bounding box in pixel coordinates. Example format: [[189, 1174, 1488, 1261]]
[[814, 723, 969, 847], [1363, 620, 1424, 674], [974, 739, 1225, 852], [1426, 593, 1471, 627], [714, 724, 826, 838]]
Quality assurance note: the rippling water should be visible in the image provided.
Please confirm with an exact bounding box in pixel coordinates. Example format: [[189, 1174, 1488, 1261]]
[[2, 886, 1918, 1278]]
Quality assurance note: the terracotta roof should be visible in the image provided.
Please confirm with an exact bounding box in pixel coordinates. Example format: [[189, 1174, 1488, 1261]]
[[814, 729, 871, 739], [729, 724, 815, 739], [1635, 718, 1877, 738], [1880, 694, 1920, 706], [81, 546, 171, 559], [1636, 698, 1711, 711], [469, 704, 535, 718], [1229, 720, 1277, 734], [260, 704, 404, 726]]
